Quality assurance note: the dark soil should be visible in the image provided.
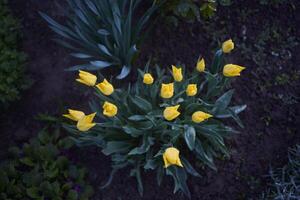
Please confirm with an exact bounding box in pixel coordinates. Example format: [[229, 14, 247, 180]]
[[2, 0, 300, 199]]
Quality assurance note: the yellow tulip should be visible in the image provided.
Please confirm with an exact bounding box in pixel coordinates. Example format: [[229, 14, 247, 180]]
[[186, 84, 197, 96], [96, 79, 114, 95], [143, 73, 154, 85], [163, 105, 180, 121], [163, 147, 183, 168], [76, 70, 97, 86], [172, 65, 183, 82], [222, 39, 234, 53], [223, 64, 246, 77], [192, 111, 213, 123], [77, 112, 96, 132], [196, 58, 205, 72], [160, 83, 174, 99], [63, 109, 85, 121], [103, 101, 118, 117]]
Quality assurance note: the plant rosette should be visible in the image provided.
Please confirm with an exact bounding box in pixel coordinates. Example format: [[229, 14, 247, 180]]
[[63, 40, 246, 198]]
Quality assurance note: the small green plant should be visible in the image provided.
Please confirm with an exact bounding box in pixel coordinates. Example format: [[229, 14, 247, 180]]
[[262, 145, 300, 199], [0, 0, 31, 108], [63, 40, 246, 198], [0, 128, 94, 200], [41, 0, 158, 79], [155, 0, 232, 26]]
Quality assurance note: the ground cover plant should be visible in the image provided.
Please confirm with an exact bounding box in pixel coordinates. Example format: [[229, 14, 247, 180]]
[[154, 0, 232, 26], [0, 128, 94, 200], [0, 0, 31, 109], [63, 39, 246, 198], [41, 0, 158, 79], [262, 145, 300, 199]]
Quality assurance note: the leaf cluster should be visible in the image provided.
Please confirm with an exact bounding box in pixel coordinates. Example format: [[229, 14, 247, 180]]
[[41, 0, 158, 79], [0, 0, 31, 109], [154, 0, 232, 26], [0, 129, 94, 200], [262, 145, 300, 199], [65, 48, 246, 198]]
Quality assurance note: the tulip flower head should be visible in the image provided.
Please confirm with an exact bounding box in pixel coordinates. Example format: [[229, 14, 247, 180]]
[[160, 83, 174, 99], [186, 84, 197, 96], [77, 112, 96, 132], [163, 105, 180, 121], [76, 70, 97, 86], [143, 73, 154, 85], [196, 58, 205, 72], [96, 79, 114, 95], [172, 65, 183, 82], [222, 39, 234, 53], [223, 64, 245, 77], [163, 147, 183, 168], [103, 101, 118, 117], [63, 109, 85, 121], [192, 111, 213, 123]]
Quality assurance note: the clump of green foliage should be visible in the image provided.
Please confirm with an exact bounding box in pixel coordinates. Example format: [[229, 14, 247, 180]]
[[64, 42, 246, 198], [0, 0, 31, 108], [0, 129, 94, 200], [41, 0, 158, 79], [155, 0, 232, 26], [262, 145, 300, 199]]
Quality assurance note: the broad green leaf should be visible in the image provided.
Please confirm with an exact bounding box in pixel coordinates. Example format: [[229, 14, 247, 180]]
[[116, 65, 131, 79], [90, 60, 113, 69], [181, 157, 201, 177], [128, 136, 154, 155], [213, 89, 234, 113], [131, 95, 152, 112], [184, 126, 196, 150], [102, 141, 132, 155], [215, 105, 247, 118], [128, 115, 147, 121]]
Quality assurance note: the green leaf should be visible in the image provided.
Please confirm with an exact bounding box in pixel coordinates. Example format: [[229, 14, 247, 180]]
[[102, 141, 132, 155], [215, 105, 247, 118], [116, 65, 131, 79], [213, 89, 234, 113], [128, 115, 147, 121], [67, 190, 78, 200], [26, 187, 40, 199], [184, 126, 196, 150], [194, 139, 216, 170], [70, 53, 93, 59], [20, 157, 35, 167], [181, 157, 201, 177], [90, 60, 113, 69], [130, 95, 152, 112], [128, 136, 155, 155], [166, 166, 191, 199], [210, 49, 223, 74]]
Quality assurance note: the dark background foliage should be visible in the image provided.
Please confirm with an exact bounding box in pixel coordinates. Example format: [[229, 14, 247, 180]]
[[0, 0, 299, 199]]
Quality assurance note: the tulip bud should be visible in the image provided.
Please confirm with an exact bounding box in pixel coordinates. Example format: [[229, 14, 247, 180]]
[[186, 84, 197, 96], [103, 101, 118, 117], [77, 112, 96, 132], [196, 58, 205, 72], [96, 79, 114, 95], [172, 65, 183, 82], [163, 147, 183, 168], [192, 111, 212, 123], [163, 105, 180, 121], [143, 73, 154, 85], [76, 70, 97, 86], [160, 83, 174, 99], [63, 109, 85, 121], [222, 39, 234, 53], [223, 64, 245, 77]]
